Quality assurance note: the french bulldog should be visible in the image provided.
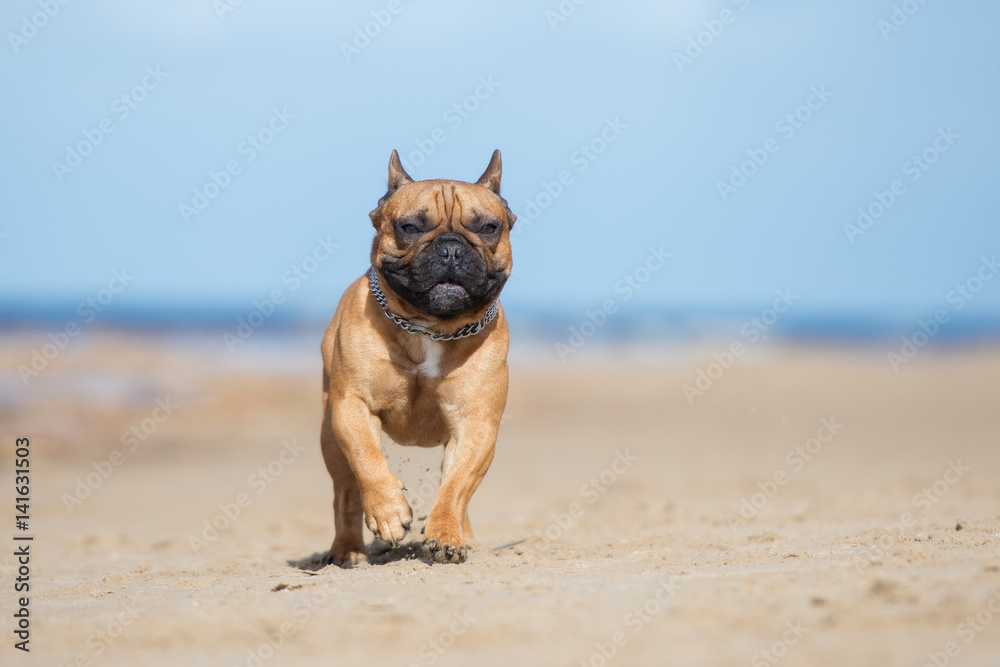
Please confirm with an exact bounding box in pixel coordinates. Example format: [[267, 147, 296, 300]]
[[320, 149, 515, 566]]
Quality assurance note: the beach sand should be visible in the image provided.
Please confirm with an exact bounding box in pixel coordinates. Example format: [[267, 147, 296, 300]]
[[1, 330, 998, 666]]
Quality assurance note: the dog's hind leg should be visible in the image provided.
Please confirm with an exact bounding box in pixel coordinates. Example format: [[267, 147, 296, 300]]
[[321, 397, 367, 568]]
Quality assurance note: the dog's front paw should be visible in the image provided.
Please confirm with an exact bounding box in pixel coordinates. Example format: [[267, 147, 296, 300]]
[[362, 485, 413, 547], [422, 523, 467, 564]]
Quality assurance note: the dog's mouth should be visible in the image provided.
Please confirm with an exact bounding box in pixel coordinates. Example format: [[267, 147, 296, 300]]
[[381, 258, 505, 319], [425, 282, 471, 317], [429, 282, 468, 299]]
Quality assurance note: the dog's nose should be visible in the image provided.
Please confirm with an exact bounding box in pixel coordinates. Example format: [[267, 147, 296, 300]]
[[435, 234, 466, 261]]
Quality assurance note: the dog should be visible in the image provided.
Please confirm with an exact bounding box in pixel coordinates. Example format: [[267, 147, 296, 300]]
[[320, 149, 515, 566]]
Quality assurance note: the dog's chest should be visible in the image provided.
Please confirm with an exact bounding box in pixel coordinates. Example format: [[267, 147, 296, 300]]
[[416, 338, 444, 378]]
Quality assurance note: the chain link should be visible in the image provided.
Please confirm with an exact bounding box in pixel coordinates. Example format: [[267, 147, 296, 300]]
[[368, 267, 498, 341]]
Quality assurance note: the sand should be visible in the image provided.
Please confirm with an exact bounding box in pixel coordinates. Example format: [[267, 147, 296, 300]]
[[1, 330, 999, 666]]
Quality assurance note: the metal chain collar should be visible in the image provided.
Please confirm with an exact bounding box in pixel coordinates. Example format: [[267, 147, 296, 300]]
[[368, 267, 498, 341]]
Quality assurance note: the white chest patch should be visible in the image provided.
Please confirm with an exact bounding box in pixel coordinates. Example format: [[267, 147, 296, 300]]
[[417, 338, 444, 378]]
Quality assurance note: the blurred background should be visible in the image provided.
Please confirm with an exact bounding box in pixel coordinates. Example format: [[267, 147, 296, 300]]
[[2, 2, 1000, 666], [2, 0, 998, 339]]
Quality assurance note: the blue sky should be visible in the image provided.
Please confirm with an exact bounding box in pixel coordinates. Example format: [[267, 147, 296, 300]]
[[1, 0, 998, 326]]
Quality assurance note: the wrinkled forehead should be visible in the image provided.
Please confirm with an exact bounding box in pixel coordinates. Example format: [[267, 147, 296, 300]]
[[386, 180, 505, 223]]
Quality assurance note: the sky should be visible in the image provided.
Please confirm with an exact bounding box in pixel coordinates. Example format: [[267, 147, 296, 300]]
[[1, 0, 998, 329]]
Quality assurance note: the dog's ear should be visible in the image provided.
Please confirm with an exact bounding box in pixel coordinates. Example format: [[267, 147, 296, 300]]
[[370, 149, 413, 224], [476, 150, 514, 228], [475, 149, 502, 194], [387, 149, 413, 193]]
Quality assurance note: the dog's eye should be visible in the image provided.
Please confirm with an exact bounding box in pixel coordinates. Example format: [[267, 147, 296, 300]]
[[478, 223, 498, 235], [400, 223, 421, 234]]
